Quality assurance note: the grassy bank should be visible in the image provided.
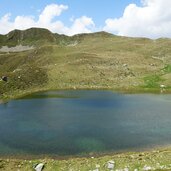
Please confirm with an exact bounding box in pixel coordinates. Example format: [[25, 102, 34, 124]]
[[1, 148, 171, 171], [1, 85, 171, 102]]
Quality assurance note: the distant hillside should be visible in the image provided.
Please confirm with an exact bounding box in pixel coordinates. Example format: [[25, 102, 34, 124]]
[[0, 28, 115, 47], [0, 28, 171, 99], [0, 28, 65, 47]]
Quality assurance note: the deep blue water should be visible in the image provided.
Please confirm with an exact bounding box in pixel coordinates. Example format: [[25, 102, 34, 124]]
[[0, 90, 171, 156]]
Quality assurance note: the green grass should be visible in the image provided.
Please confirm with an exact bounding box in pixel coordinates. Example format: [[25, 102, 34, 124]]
[[1, 148, 171, 170], [0, 28, 171, 100], [162, 64, 171, 73], [143, 75, 163, 88]]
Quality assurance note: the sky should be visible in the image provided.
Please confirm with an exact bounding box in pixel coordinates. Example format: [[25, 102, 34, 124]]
[[0, 0, 170, 38]]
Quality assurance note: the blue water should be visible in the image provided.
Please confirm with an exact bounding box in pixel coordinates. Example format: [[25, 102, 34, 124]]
[[0, 90, 171, 156]]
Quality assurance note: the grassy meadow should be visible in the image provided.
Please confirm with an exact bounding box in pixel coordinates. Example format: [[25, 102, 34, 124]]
[[0, 28, 171, 100]]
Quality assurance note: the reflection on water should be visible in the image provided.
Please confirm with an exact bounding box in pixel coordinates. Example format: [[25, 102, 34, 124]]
[[0, 90, 171, 156]]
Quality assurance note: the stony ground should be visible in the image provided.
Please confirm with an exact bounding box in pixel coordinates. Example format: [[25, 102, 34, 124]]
[[1, 148, 171, 171], [0, 45, 34, 52]]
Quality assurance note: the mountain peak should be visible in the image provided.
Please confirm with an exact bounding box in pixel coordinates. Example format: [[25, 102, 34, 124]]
[[6, 27, 56, 44]]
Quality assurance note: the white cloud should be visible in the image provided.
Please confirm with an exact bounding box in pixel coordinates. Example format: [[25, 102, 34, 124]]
[[0, 4, 95, 36], [104, 0, 171, 38], [38, 4, 68, 25], [67, 16, 95, 35], [14, 16, 35, 29], [0, 14, 14, 34]]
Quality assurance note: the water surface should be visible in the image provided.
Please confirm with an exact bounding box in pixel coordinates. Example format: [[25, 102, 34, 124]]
[[0, 90, 171, 156]]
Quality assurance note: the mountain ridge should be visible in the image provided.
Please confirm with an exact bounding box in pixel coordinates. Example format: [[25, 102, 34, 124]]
[[1, 27, 170, 45], [0, 27, 154, 47]]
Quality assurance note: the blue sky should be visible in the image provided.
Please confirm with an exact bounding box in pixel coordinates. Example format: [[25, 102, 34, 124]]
[[0, 0, 140, 26], [0, 0, 171, 38]]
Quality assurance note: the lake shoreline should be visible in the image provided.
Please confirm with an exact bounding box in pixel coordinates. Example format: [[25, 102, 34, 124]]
[[1, 146, 171, 170], [0, 144, 171, 160], [1, 86, 171, 102]]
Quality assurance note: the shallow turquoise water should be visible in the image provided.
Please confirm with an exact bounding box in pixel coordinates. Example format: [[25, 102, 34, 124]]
[[0, 90, 171, 156]]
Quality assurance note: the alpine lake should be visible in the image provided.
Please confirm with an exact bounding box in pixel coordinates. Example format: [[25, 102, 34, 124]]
[[0, 90, 171, 157]]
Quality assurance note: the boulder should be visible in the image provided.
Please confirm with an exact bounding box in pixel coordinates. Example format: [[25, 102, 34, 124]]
[[34, 163, 44, 171], [160, 84, 166, 88], [107, 160, 115, 170], [1, 76, 8, 82]]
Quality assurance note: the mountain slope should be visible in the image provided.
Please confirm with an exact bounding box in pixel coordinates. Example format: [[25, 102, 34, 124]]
[[0, 28, 171, 99]]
